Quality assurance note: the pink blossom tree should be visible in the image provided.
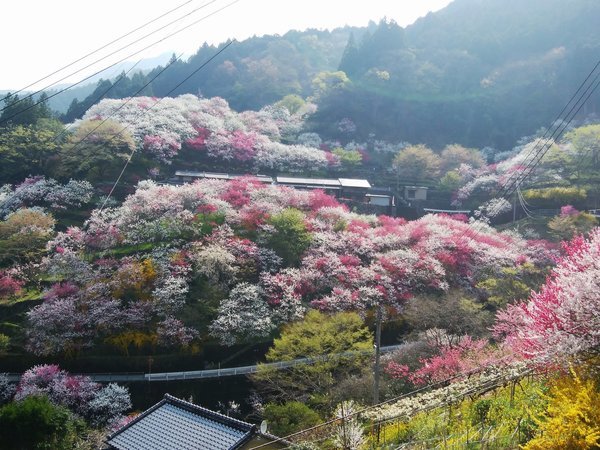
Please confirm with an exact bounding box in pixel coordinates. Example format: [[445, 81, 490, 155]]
[[15, 364, 131, 426], [494, 228, 600, 365], [0, 271, 23, 298]]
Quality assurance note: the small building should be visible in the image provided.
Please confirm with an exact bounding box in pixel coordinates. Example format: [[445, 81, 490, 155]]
[[366, 193, 394, 207], [403, 186, 428, 202], [106, 394, 284, 450], [338, 178, 372, 200]]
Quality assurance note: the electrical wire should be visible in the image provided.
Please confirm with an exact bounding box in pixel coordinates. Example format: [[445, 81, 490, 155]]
[[0, 0, 219, 117], [252, 364, 534, 450], [51, 57, 145, 144], [494, 59, 600, 200], [97, 40, 234, 211], [247, 365, 511, 449], [492, 61, 600, 205], [63, 51, 185, 167], [0, 0, 243, 125], [516, 187, 535, 219], [478, 73, 600, 221], [0, 0, 195, 104]]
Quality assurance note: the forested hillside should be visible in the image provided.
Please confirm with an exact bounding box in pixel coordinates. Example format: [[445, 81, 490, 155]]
[[313, 0, 600, 149], [0, 0, 599, 448], [57, 0, 600, 150]]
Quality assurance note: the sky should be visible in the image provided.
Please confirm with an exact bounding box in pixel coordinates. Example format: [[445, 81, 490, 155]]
[[0, 0, 453, 91]]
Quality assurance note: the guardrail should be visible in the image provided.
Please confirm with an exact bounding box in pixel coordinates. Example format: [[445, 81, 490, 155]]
[[4, 344, 407, 383]]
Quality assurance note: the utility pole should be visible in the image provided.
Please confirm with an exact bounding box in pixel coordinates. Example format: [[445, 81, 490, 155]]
[[373, 304, 382, 405]]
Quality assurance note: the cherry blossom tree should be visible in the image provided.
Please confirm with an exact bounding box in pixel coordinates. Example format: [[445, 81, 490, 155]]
[[209, 283, 275, 345], [0, 270, 23, 298], [31, 177, 550, 363], [0, 177, 93, 219], [14, 364, 131, 426], [385, 329, 512, 387], [494, 228, 600, 365], [78, 94, 328, 171]]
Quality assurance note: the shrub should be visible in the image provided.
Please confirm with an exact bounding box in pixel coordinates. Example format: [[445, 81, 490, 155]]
[[0, 396, 82, 450], [263, 401, 321, 437], [523, 369, 600, 450], [522, 187, 587, 207]]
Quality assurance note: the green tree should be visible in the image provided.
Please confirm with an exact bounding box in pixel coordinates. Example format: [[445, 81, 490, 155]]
[[0, 334, 9, 355], [477, 263, 549, 309], [332, 147, 363, 169], [0, 120, 64, 182], [0, 93, 53, 127], [262, 401, 321, 436], [338, 32, 360, 77], [564, 124, 600, 205], [63, 79, 114, 122], [393, 144, 440, 185], [266, 208, 312, 266], [548, 211, 598, 240], [438, 170, 462, 194], [276, 94, 306, 115], [0, 209, 55, 268], [311, 71, 350, 101], [57, 119, 135, 181], [252, 310, 373, 406], [0, 396, 82, 450], [522, 187, 587, 208], [439, 144, 485, 174], [565, 124, 600, 175]]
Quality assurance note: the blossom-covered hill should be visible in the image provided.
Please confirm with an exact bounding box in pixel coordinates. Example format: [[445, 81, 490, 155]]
[[75, 94, 332, 174], [29, 177, 554, 356]]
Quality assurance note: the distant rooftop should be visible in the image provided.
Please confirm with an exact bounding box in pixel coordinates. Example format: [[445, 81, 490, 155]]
[[106, 394, 256, 450], [174, 171, 272, 183], [173, 171, 373, 191], [338, 178, 371, 189], [276, 176, 341, 187]]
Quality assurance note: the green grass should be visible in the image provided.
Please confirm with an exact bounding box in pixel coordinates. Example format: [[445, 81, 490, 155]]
[[0, 289, 43, 307]]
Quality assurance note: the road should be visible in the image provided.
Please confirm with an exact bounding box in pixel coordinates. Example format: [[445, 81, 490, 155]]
[[5, 344, 407, 383]]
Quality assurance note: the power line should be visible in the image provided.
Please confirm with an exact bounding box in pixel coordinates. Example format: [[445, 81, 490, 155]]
[[96, 40, 235, 211], [249, 363, 533, 449], [487, 73, 600, 220], [0, 0, 195, 104], [0, 0, 242, 126], [63, 51, 186, 167], [51, 58, 145, 144], [492, 60, 600, 203], [356, 61, 600, 439], [494, 59, 600, 200], [0, 0, 219, 117]]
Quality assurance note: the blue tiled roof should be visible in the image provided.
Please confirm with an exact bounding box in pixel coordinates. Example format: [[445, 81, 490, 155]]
[[107, 394, 255, 450]]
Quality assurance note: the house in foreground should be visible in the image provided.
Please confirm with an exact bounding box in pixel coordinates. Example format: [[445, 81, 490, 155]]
[[106, 394, 284, 450]]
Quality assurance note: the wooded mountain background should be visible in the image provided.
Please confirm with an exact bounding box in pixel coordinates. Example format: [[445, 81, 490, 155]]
[[47, 0, 600, 151]]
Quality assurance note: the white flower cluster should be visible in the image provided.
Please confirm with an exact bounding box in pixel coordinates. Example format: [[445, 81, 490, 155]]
[[366, 362, 530, 422]]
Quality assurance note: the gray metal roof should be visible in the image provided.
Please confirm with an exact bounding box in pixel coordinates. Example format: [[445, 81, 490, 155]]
[[338, 178, 371, 188], [174, 171, 273, 183], [107, 394, 254, 450], [276, 176, 341, 186], [175, 170, 231, 179]]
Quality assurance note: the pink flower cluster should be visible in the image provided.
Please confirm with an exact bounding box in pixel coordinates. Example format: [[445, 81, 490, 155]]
[[494, 228, 600, 365]]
